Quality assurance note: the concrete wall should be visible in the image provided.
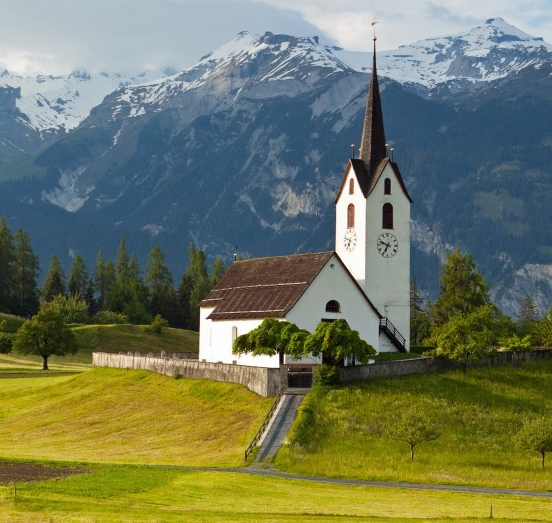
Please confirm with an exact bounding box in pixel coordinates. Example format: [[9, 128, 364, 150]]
[[339, 349, 552, 382], [93, 352, 284, 397]]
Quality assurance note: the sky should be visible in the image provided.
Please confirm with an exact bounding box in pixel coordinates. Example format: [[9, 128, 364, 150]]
[[1, 0, 551, 76]]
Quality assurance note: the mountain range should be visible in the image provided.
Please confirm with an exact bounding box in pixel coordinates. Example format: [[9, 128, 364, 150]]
[[0, 17, 551, 317]]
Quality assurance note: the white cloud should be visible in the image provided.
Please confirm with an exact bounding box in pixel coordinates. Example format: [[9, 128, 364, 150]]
[[0, 0, 550, 75]]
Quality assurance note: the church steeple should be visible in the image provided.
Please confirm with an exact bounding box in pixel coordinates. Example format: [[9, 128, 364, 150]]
[[359, 36, 387, 174]]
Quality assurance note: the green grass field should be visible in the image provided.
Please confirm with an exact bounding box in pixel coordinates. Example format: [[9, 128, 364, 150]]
[[276, 359, 552, 492], [1, 336, 552, 521]]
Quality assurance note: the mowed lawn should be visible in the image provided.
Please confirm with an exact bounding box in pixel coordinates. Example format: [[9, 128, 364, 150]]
[[276, 358, 552, 492], [1, 348, 552, 521], [0, 367, 271, 466]]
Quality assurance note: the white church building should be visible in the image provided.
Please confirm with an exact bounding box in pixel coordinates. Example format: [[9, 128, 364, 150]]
[[199, 36, 412, 369]]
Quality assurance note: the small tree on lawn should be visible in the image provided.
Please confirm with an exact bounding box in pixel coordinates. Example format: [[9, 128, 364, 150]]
[[13, 304, 77, 370], [386, 410, 440, 462], [303, 319, 376, 366], [516, 416, 552, 469]]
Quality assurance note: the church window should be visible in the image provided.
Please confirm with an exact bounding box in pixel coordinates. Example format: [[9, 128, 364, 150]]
[[232, 326, 238, 341], [325, 300, 340, 313], [347, 204, 355, 228], [382, 203, 393, 229], [384, 178, 391, 195], [349, 178, 354, 195]]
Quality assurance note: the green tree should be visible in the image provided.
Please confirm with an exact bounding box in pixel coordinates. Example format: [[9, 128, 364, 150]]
[[68, 255, 89, 298], [432, 248, 490, 326], [386, 410, 440, 462], [516, 416, 552, 469], [517, 295, 538, 336], [145, 245, 178, 323], [429, 304, 508, 372], [183, 243, 210, 331], [40, 255, 66, 302], [0, 217, 14, 313], [46, 294, 89, 324], [410, 278, 431, 345], [233, 318, 310, 364], [303, 319, 376, 366], [93, 251, 116, 311], [209, 257, 227, 288], [176, 273, 194, 329], [0, 320, 14, 354], [502, 333, 532, 368], [13, 304, 77, 370], [532, 309, 552, 347], [115, 236, 131, 285], [11, 228, 39, 317]]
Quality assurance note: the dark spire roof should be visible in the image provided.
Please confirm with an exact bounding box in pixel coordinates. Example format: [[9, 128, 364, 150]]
[[359, 37, 387, 174]]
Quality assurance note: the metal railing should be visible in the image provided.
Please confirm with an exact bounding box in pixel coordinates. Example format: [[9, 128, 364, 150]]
[[379, 318, 407, 352], [244, 384, 286, 461]]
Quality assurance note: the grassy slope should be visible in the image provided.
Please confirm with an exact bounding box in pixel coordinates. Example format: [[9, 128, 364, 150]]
[[0, 363, 552, 521], [0, 367, 271, 467], [276, 359, 552, 492]]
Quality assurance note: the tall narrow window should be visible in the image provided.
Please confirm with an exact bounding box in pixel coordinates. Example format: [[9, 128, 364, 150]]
[[349, 178, 354, 195], [382, 203, 393, 229], [232, 326, 238, 341], [384, 178, 391, 195], [347, 204, 355, 228]]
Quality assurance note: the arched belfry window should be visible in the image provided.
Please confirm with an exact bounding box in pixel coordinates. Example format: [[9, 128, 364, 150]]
[[384, 178, 391, 195], [347, 204, 355, 229], [325, 300, 340, 313], [349, 178, 354, 195], [382, 203, 393, 229]]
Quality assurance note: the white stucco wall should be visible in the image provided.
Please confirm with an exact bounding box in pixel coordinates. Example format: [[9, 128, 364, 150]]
[[198, 253, 388, 367], [335, 163, 368, 288], [364, 164, 410, 348], [286, 253, 381, 350]]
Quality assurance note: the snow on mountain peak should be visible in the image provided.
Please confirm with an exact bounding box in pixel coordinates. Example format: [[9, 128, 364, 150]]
[[335, 17, 552, 88]]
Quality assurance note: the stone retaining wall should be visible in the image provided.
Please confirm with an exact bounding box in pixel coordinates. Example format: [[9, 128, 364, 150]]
[[93, 352, 283, 397]]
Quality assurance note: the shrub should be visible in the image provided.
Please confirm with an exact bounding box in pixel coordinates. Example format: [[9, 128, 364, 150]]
[[145, 314, 169, 334], [92, 311, 128, 325], [313, 364, 340, 386], [0, 332, 14, 354]]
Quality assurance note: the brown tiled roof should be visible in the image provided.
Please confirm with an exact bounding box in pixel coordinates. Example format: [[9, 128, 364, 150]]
[[201, 252, 334, 320]]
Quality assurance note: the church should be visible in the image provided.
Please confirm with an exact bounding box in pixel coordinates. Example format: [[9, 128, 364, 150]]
[[199, 35, 412, 369]]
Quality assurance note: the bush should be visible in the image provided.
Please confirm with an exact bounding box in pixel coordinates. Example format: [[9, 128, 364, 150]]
[[92, 311, 129, 325], [313, 364, 340, 386], [145, 314, 169, 334], [0, 332, 14, 354]]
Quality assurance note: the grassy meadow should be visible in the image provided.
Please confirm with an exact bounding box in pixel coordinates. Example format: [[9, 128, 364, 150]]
[[1, 317, 552, 521], [276, 359, 552, 492]]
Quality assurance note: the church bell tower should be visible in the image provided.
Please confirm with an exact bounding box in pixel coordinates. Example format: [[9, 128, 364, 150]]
[[334, 33, 412, 351]]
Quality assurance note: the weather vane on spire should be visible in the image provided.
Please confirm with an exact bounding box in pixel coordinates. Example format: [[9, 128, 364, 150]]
[[372, 18, 378, 42]]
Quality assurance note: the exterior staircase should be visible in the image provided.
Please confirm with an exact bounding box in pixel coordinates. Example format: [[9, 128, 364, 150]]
[[379, 318, 407, 352]]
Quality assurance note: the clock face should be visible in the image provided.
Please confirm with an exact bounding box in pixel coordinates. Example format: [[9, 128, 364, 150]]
[[343, 228, 357, 251], [377, 232, 398, 258]]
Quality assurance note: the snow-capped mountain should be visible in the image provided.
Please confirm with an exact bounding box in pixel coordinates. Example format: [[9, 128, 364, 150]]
[[0, 67, 171, 133], [1, 19, 552, 317], [335, 17, 552, 90]]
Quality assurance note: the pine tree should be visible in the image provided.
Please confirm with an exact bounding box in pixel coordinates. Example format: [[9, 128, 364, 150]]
[[11, 228, 39, 317], [68, 255, 89, 298], [0, 217, 15, 313], [93, 250, 116, 311], [518, 294, 538, 336], [432, 248, 490, 326], [40, 255, 66, 303]]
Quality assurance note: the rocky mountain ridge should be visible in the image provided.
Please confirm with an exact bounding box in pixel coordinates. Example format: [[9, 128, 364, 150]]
[[1, 19, 551, 317]]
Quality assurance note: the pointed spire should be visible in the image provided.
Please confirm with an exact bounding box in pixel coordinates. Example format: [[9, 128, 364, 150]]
[[359, 33, 387, 173]]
